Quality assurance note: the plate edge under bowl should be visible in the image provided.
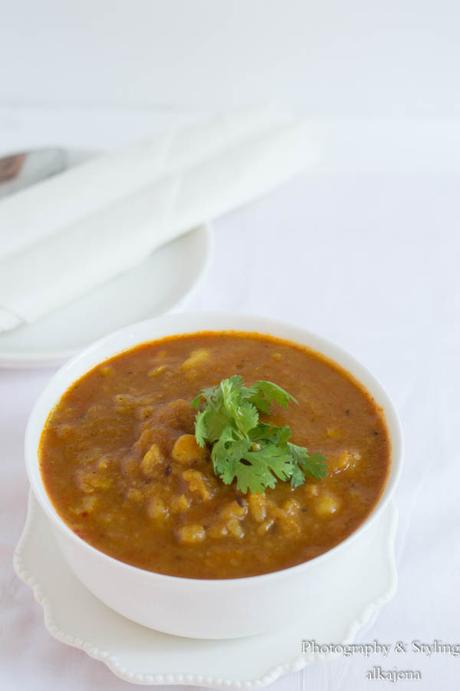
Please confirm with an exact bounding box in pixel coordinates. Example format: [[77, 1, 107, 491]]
[[13, 493, 398, 689]]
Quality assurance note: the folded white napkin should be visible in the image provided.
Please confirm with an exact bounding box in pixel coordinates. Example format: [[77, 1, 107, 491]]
[[0, 110, 319, 332]]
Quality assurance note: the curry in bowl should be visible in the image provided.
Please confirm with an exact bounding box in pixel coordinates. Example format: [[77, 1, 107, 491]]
[[39, 332, 390, 580]]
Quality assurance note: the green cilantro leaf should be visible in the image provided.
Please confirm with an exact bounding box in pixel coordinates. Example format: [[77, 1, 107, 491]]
[[192, 376, 327, 493], [250, 423, 291, 446], [290, 463, 306, 489], [287, 443, 328, 487], [247, 380, 296, 414], [194, 409, 208, 448]]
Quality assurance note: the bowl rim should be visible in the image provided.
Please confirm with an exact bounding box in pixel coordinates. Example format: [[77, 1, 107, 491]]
[[25, 311, 403, 588]]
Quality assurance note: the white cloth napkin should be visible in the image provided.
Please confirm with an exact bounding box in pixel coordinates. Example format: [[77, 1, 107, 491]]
[[0, 110, 320, 332]]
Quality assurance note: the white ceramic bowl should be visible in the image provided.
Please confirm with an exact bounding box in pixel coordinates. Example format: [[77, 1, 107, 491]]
[[25, 312, 403, 639]]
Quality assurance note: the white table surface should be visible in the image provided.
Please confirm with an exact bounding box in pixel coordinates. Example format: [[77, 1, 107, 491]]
[[1, 108, 459, 691]]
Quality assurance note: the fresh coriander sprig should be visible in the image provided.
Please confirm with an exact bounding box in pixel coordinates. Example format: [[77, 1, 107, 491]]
[[192, 375, 327, 494]]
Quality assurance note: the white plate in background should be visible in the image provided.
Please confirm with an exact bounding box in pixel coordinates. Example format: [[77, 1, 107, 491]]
[[0, 148, 211, 368], [0, 224, 211, 368]]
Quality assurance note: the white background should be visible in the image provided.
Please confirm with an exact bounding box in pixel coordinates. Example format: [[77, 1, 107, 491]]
[[1, 2, 460, 690], [0, 0, 459, 118]]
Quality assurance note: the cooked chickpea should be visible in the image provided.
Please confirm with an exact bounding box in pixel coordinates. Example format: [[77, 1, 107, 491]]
[[220, 500, 247, 521], [170, 494, 191, 513], [227, 518, 245, 539], [180, 348, 210, 371], [77, 470, 112, 493], [177, 524, 206, 544], [314, 494, 340, 517], [330, 449, 361, 475], [148, 365, 168, 377], [147, 497, 169, 521], [182, 469, 212, 501], [248, 493, 267, 522], [140, 443, 164, 478], [268, 502, 301, 536], [280, 516, 301, 536], [134, 428, 154, 454], [172, 434, 206, 464]]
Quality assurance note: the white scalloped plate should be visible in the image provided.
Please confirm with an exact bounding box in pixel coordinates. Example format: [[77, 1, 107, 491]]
[[14, 494, 398, 687]]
